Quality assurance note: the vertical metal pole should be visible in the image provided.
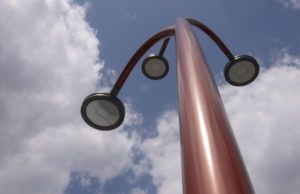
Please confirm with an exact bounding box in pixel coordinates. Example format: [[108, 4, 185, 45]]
[[175, 18, 254, 194]]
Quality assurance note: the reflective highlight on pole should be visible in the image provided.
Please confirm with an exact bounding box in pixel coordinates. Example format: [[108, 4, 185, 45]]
[[175, 18, 254, 194]]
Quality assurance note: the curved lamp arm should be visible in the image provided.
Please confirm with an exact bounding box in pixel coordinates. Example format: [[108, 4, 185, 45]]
[[110, 18, 235, 97], [159, 37, 171, 57], [187, 18, 235, 61], [110, 26, 175, 96]]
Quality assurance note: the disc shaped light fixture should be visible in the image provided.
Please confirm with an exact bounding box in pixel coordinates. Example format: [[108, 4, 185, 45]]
[[224, 55, 260, 86], [142, 55, 169, 80], [81, 93, 125, 131]]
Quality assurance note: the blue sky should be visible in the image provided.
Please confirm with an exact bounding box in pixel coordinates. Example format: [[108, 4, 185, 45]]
[[0, 0, 300, 194], [84, 0, 300, 124]]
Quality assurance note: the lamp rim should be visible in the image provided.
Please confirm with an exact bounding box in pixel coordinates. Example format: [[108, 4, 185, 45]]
[[80, 93, 125, 131], [142, 55, 169, 80], [224, 55, 260, 86]]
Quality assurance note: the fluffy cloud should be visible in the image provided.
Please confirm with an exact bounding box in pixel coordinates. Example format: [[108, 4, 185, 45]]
[[2, 1, 300, 194], [140, 111, 182, 194], [141, 51, 300, 194], [220, 51, 300, 194], [129, 187, 148, 194], [0, 1, 140, 194], [277, 0, 300, 9]]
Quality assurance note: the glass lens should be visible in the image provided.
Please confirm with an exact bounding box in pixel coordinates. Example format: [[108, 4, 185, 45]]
[[228, 60, 256, 84], [86, 99, 120, 127], [144, 58, 167, 78]]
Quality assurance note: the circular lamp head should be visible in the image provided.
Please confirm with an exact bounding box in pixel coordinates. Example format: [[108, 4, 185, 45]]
[[224, 55, 260, 86], [81, 93, 125, 131], [142, 55, 169, 80]]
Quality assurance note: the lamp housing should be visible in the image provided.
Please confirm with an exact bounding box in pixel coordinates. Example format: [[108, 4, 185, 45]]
[[81, 93, 125, 131], [224, 55, 260, 86], [142, 55, 169, 80]]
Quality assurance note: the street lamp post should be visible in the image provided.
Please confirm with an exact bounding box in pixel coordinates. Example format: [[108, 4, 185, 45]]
[[81, 18, 259, 194], [176, 18, 254, 194]]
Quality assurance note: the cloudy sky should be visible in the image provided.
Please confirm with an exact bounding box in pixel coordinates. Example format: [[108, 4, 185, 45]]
[[0, 0, 300, 194]]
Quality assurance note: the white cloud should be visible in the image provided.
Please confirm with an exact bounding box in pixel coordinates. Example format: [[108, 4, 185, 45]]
[[0, 1, 141, 194], [220, 51, 300, 194], [140, 110, 182, 194], [140, 51, 300, 194], [2, 1, 300, 194], [277, 0, 300, 9], [129, 187, 148, 194]]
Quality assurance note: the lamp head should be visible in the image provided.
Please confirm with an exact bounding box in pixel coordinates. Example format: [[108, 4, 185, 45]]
[[81, 93, 125, 131], [224, 55, 260, 86], [142, 55, 169, 80]]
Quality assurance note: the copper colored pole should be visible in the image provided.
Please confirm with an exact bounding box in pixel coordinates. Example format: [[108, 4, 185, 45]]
[[175, 18, 254, 194]]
